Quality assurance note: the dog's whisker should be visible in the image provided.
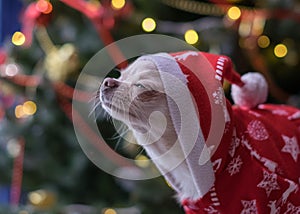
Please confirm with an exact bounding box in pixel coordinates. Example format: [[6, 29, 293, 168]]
[[88, 100, 102, 118], [88, 90, 100, 103]]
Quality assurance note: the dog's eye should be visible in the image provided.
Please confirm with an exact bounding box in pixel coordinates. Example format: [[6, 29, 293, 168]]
[[134, 83, 146, 89]]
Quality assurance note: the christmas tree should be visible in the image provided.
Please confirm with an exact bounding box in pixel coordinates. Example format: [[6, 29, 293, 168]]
[[0, 0, 299, 213]]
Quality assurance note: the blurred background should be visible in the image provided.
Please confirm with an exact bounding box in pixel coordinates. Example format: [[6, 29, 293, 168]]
[[0, 0, 300, 213]]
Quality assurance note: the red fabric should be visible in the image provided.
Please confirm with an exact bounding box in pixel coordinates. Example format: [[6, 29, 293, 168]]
[[169, 51, 245, 140], [165, 51, 300, 213], [174, 57, 212, 140], [183, 104, 300, 213]]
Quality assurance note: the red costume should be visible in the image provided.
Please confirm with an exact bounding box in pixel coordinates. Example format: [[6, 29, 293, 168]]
[[138, 51, 300, 213]]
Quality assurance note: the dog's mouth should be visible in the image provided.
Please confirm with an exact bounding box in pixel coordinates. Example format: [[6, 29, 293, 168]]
[[100, 90, 137, 121]]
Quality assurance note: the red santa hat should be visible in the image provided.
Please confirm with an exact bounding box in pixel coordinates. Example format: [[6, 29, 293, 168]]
[[136, 51, 268, 199]]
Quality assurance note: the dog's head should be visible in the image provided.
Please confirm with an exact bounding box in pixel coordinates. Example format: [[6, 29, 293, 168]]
[[99, 59, 170, 136]]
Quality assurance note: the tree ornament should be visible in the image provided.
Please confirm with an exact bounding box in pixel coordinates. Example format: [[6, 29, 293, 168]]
[[35, 27, 79, 82], [44, 43, 79, 82], [231, 72, 268, 109]]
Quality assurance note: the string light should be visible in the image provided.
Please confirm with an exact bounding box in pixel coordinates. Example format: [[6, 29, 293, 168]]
[[28, 190, 46, 205], [36, 0, 53, 14], [111, 0, 126, 10], [5, 64, 19, 77], [184, 29, 199, 45], [142, 18, 156, 32], [257, 35, 270, 48], [36, 0, 48, 12], [227, 6, 241, 20], [134, 155, 150, 168], [15, 101, 37, 118], [43, 1, 53, 14], [15, 105, 25, 119], [12, 32, 26, 46], [28, 189, 56, 208], [23, 101, 37, 116], [274, 44, 288, 58], [103, 208, 117, 214]]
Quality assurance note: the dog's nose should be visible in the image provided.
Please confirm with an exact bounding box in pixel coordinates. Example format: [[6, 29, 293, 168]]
[[103, 78, 120, 89]]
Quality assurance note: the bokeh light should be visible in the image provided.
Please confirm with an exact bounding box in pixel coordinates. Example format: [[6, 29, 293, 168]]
[[111, 0, 126, 10], [6, 139, 21, 158], [15, 105, 25, 119], [274, 44, 288, 58], [103, 208, 117, 214], [257, 35, 270, 48], [5, 64, 19, 77], [15, 101, 37, 118], [227, 6, 241, 20], [36, 0, 53, 14], [134, 155, 150, 168], [43, 1, 53, 14], [142, 18, 156, 32], [184, 29, 199, 45], [12, 32, 26, 46], [23, 101, 37, 116], [29, 191, 45, 205]]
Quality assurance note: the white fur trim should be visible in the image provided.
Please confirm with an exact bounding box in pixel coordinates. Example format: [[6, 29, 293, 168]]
[[231, 72, 268, 109], [137, 53, 215, 200]]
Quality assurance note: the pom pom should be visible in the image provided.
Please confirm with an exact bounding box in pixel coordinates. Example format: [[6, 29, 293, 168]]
[[231, 72, 268, 109]]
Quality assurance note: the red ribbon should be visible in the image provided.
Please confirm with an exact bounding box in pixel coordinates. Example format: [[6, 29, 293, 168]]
[[10, 138, 25, 205]]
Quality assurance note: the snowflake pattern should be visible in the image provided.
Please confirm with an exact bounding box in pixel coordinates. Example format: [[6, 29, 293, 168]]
[[257, 170, 280, 197], [226, 155, 243, 176], [268, 200, 280, 214], [284, 202, 300, 214], [212, 158, 222, 172], [229, 135, 240, 157], [247, 120, 269, 141], [240, 200, 258, 214], [281, 135, 300, 162]]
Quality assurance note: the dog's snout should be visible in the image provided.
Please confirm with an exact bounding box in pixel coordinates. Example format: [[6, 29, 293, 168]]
[[103, 78, 120, 89]]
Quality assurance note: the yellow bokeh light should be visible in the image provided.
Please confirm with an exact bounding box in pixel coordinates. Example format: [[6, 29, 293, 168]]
[[227, 6, 241, 20], [12, 31, 26, 46], [28, 191, 46, 205], [134, 155, 150, 168], [257, 35, 270, 48], [103, 208, 117, 214], [184, 29, 199, 45], [274, 44, 288, 58], [142, 18, 156, 32], [111, 0, 125, 10], [15, 105, 25, 119], [23, 101, 37, 115]]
